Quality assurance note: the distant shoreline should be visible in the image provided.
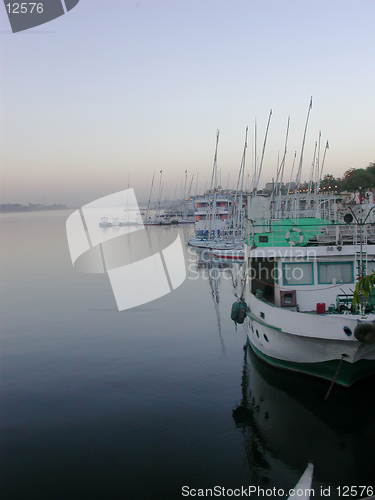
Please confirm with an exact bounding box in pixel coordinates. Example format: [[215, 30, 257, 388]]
[[0, 203, 69, 213]]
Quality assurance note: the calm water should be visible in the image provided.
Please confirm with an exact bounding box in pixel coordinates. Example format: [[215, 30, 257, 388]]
[[1, 211, 374, 500]]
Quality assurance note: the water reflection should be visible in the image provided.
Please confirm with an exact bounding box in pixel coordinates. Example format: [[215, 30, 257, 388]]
[[189, 248, 244, 351], [233, 341, 375, 495]]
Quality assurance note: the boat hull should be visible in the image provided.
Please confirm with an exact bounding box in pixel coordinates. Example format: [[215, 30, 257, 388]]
[[246, 294, 375, 387], [210, 250, 244, 260], [248, 341, 375, 387]]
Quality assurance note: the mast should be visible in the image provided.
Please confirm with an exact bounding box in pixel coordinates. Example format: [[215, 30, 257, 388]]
[[295, 96, 313, 191], [252, 118, 257, 192], [275, 116, 290, 216], [286, 151, 297, 215], [314, 131, 322, 196], [306, 140, 318, 209], [183, 169, 188, 218], [254, 109, 272, 195], [146, 170, 156, 219], [317, 140, 330, 194], [186, 174, 195, 218], [157, 170, 163, 217], [187, 174, 194, 200], [208, 130, 220, 239], [236, 127, 248, 239], [293, 96, 313, 222]]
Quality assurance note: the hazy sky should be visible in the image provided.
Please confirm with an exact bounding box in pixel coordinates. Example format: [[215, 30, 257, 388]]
[[1, 0, 374, 207]]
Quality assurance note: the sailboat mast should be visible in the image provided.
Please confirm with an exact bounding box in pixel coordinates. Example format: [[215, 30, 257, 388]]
[[146, 170, 156, 219], [295, 96, 313, 191], [317, 140, 330, 195], [254, 109, 272, 195], [208, 130, 220, 239], [286, 151, 297, 214], [306, 140, 318, 208], [275, 116, 290, 215], [157, 170, 163, 217], [186, 174, 194, 218], [236, 127, 248, 238], [252, 118, 257, 192]]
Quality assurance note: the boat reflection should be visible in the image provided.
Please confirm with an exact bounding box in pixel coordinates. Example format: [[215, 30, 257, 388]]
[[190, 247, 244, 350], [233, 340, 375, 495]]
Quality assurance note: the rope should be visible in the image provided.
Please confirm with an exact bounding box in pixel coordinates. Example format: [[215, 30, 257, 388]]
[[324, 354, 347, 400]]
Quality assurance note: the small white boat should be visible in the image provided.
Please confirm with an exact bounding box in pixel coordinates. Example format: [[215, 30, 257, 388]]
[[99, 216, 112, 228], [210, 248, 244, 260]]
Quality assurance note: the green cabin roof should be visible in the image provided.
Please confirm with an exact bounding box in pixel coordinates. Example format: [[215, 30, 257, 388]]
[[246, 217, 331, 247]]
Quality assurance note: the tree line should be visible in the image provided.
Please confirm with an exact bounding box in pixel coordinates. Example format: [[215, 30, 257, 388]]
[[316, 162, 375, 193], [270, 162, 375, 194]]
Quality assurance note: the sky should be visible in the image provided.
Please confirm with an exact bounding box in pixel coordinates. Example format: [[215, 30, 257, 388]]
[[1, 0, 374, 207]]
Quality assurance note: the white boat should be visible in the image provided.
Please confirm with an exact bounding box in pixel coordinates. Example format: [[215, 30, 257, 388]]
[[194, 192, 234, 237], [210, 248, 244, 260], [143, 215, 171, 226], [187, 237, 209, 248], [240, 194, 375, 387], [187, 237, 242, 251]]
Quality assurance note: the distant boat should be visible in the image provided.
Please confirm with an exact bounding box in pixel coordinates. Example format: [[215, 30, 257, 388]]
[[99, 216, 112, 228]]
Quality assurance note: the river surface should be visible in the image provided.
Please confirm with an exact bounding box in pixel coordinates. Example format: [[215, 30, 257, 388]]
[[1, 210, 374, 499]]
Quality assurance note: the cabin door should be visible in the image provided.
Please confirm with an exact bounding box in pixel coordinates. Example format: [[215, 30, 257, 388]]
[[249, 257, 275, 303]]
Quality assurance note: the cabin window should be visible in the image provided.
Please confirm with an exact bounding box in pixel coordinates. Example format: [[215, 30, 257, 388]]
[[282, 262, 313, 286], [318, 262, 353, 284], [259, 235, 268, 243]]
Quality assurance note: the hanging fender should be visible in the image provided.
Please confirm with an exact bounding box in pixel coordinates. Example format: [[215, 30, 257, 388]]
[[231, 300, 248, 324]]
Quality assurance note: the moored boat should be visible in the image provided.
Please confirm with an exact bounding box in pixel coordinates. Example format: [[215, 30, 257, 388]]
[[241, 194, 375, 387]]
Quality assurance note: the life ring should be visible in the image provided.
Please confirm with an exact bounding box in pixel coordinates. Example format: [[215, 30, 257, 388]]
[[285, 227, 304, 246]]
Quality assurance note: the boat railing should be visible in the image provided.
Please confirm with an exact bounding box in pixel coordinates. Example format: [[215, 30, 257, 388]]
[[315, 223, 372, 245]]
